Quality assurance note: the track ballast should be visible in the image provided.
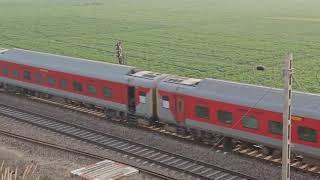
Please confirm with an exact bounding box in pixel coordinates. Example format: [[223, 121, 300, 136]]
[[0, 103, 257, 180]]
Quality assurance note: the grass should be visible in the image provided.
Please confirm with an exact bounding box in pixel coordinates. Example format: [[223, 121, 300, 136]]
[[39, 176, 51, 180], [0, 0, 320, 92]]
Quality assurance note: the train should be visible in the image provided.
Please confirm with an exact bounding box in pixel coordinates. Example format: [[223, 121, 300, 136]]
[[0, 48, 319, 161]]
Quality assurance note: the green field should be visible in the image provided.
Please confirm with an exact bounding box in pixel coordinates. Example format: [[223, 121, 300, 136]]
[[1, 0, 320, 92]]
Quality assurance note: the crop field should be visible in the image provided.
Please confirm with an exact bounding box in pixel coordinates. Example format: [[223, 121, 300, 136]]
[[0, 0, 320, 92]]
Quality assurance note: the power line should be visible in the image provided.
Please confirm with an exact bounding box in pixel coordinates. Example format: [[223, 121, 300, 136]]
[[292, 74, 311, 93], [3, 31, 294, 75], [194, 81, 275, 162], [192, 56, 284, 162]]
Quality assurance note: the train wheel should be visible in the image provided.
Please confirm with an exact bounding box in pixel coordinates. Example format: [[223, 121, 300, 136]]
[[190, 129, 203, 142], [223, 137, 233, 152]]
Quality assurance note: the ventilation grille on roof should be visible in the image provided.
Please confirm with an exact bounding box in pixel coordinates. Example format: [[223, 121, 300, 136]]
[[165, 76, 201, 86], [130, 71, 162, 79], [142, 72, 161, 79], [0, 49, 9, 54], [166, 78, 186, 83]]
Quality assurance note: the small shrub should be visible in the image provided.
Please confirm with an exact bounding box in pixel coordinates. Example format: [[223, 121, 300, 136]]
[[40, 176, 51, 180]]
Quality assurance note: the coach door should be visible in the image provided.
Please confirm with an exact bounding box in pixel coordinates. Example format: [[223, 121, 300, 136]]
[[175, 96, 185, 122], [128, 86, 136, 113]]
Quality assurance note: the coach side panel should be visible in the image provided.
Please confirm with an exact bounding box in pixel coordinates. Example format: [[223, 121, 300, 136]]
[[0, 60, 128, 111], [184, 95, 320, 158]]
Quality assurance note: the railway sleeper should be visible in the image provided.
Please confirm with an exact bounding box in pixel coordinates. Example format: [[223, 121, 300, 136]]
[[163, 124, 179, 133], [302, 157, 320, 166], [163, 123, 188, 137], [137, 118, 152, 127]]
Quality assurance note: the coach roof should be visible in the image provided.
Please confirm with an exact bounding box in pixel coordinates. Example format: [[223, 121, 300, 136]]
[[0, 48, 135, 83], [159, 77, 320, 120]]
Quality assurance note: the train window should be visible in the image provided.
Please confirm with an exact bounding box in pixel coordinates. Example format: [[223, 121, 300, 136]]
[[2, 68, 8, 76], [87, 84, 96, 94], [162, 96, 170, 109], [103, 87, 112, 98], [298, 126, 317, 142], [217, 111, 233, 124], [139, 92, 146, 104], [12, 70, 19, 78], [35, 73, 42, 83], [47, 76, 56, 86], [242, 116, 258, 129], [195, 106, 209, 119], [269, 121, 282, 135], [60, 79, 68, 89], [23, 71, 31, 80], [73, 81, 83, 92]]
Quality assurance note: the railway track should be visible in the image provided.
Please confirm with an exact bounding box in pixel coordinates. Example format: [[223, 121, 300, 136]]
[[0, 129, 174, 180], [232, 145, 320, 175], [0, 103, 256, 180], [26, 95, 320, 177], [17, 95, 320, 177]]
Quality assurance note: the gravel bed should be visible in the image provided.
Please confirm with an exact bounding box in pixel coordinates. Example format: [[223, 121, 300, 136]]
[[0, 93, 318, 180], [0, 117, 170, 180], [0, 133, 96, 179]]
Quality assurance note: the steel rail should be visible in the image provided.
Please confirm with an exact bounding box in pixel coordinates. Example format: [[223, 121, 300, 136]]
[[0, 129, 175, 180], [0, 103, 257, 180], [26, 95, 320, 177]]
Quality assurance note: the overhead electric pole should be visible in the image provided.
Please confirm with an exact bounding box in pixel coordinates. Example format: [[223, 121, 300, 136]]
[[282, 52, 293, 180], [116, 41, 125, 65]]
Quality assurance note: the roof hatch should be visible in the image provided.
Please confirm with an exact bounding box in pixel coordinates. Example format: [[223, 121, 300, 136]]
[[164, 76, 201, 86], [0, 48, 9, 54], [130, 71, 163, 80]]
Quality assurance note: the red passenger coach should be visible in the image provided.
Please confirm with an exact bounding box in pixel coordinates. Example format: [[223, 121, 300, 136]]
[[158, 76, 320, 160], [0, 48, 167, 123], [0, 48, 134, 114]]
